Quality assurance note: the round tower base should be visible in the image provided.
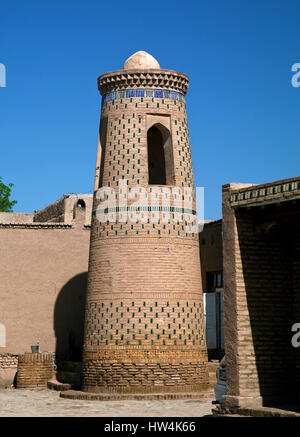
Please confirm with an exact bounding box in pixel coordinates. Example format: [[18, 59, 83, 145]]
[[60, 388, 212, 402], [81, 354, 209, 395]]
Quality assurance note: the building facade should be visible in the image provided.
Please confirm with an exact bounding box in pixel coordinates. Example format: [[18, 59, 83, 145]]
[[0, 53, 227, 394], [221, 176, 300, 410]]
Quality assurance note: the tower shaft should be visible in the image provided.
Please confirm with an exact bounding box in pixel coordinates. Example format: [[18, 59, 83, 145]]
[[82, 52, 208, 394]]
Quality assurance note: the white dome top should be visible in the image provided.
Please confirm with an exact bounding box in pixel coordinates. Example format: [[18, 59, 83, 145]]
[[123, 51, 160, 70]]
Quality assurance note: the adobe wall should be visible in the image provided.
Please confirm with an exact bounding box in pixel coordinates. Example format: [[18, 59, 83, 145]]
[[33, 194, 93, 226], [0, 223, 90, 366], [0, 212, 34, 224]]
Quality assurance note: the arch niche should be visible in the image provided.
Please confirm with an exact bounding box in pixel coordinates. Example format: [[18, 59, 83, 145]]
[[147, 123, 175, 185]]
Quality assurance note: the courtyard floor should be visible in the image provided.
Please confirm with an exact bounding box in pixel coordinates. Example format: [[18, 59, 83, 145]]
[[0, 388, 214, 417]]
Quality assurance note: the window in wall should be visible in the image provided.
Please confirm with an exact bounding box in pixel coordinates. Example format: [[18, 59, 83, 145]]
[[147, 124, 175, 185], [76, 199, 86, 209]]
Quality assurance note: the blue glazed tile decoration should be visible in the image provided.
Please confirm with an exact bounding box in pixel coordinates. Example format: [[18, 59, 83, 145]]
[[102, 88, 185, 104]]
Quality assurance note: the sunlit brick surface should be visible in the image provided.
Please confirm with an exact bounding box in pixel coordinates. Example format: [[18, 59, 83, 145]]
[[82, 53, 208, 394]]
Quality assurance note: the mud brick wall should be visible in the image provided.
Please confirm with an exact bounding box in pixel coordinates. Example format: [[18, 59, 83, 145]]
[[0, 212, 34, 224], [0, 223, 90, 359], [33, 194, 93, 226], [223, 183, 300, 405], [33, 197, 65, 223], [16, 353, 54, 389]]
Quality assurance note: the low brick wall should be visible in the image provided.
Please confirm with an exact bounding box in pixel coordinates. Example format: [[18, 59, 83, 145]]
[[0, 354, 19, 388], [16, 353, 54, 389], [0, 354, 18, 369]]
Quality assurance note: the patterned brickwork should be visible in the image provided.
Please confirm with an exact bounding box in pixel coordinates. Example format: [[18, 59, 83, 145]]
[[84, 298, 205, 349], [82, 360, 208, 394], [16, 353, 54, 389], [99, 95, 194, 189], [98, 69, 189, 95], [92, 92, 198, 241], [82, 55, 208, 394]]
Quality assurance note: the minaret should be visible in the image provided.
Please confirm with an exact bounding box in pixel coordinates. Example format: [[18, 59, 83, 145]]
[[82, 51, 209, 394]]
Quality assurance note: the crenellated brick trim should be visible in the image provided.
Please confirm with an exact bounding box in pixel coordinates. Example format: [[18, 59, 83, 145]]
[[98, 69, 189, 95]]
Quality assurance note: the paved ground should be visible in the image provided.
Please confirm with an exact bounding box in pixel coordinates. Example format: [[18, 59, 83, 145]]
[[0, 389, 214, 417]]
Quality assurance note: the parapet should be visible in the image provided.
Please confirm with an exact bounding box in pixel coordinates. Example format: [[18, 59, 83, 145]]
[[33, 193, 93, 226], [0, 194, 93, 227]]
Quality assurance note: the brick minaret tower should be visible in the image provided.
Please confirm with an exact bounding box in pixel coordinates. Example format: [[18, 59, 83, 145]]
[[82, 51, 209, 394]]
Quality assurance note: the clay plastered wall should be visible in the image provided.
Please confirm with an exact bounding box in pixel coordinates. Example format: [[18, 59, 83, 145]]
[[0, 225, 90, 358], [33, 194, 93, 226], [0, 212, 34, 224], [64, 194, 93, 227]]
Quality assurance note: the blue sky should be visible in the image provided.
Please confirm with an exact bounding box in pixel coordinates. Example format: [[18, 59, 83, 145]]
[[1, 0, 300, 220]]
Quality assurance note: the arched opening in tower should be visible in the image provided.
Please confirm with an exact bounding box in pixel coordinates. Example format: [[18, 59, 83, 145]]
[[147, 125, 167, 185]]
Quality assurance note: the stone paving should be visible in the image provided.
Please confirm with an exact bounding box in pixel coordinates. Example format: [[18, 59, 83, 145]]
[[0, 388, 214, 417]]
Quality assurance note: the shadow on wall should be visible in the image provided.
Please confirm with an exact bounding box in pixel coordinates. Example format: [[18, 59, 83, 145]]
[[54, 272, 87, 363], [237, 206, 298, 407]]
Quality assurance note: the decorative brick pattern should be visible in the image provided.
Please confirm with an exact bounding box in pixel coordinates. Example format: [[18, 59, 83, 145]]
[[98, 69, 189, 95], [102, 88, 185, 104], [82, 361, 208, 394], [84, 299, 205, 348], [82, 54, 208, 394]]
